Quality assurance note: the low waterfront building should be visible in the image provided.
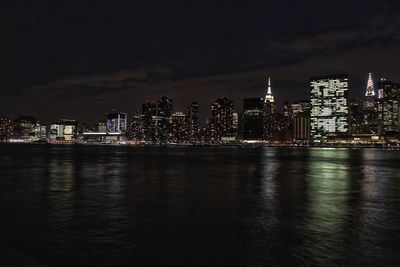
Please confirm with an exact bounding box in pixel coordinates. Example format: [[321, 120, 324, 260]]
[[49, 119, 78, 141]]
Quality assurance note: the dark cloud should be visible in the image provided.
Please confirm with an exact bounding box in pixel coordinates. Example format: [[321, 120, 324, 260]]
[[3, 1, 400, 124]]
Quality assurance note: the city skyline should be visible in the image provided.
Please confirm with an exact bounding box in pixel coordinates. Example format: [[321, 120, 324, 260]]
[[0, 72, 395, 126], [2, 72, 400, 145]]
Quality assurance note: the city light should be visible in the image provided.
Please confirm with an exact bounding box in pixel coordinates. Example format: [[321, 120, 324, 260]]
[[1, 74, 400, 146]]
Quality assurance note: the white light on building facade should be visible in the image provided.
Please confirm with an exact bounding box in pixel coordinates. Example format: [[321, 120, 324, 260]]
[[310, 75, 349, 141]]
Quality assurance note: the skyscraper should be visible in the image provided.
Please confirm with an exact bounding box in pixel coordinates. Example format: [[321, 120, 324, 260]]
[[364, 73, 375, 110], [362, 73, 377, 134], [126, 110, 143, 141], [142, 101, 157, 141], [243, 97, 264, 141], [158, 96, 173, 118], [349, 100, 364, 134], [310, 75, 349, 142], [171, 112, 188, 143], [378, 79, 400, 133], [291, 100, 311, 142], [210, 97, 234, 142], [263, 77, 276, 141], [158, 96, 173, 142], [187, 102, 199, 142]]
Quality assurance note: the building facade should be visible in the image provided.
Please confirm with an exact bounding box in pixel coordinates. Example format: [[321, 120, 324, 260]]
[[187, 102, 199, 142], [0, 117, 13, 141], [378, 79, 400, 133], [49, 119, 78, 141], [310, 75, 349, 142], [106, 112, 127, 133], [142, 101, 157, 141], [243, 97, 264, 141], [263, 77, 276, 141], [210, 97, 234, 142]]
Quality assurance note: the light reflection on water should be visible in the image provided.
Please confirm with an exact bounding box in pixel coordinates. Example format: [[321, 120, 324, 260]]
[[0, 145, 399, 266]]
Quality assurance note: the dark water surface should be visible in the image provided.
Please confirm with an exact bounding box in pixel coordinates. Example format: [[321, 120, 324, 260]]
[[0, 144, 400, 266]]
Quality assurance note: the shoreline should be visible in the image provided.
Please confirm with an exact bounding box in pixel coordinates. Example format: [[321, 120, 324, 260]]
[[1, 141, 400, 149]]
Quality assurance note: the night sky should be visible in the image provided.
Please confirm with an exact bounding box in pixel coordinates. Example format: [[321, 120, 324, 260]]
[[4, 1, 400, 124]]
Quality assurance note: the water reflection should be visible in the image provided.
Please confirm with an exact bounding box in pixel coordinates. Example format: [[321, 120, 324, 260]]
[[303, 148, 351, 264]]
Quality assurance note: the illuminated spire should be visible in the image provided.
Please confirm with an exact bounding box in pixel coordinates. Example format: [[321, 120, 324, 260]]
[[365, 73, 375, 97], [265, 76, 274, 103]]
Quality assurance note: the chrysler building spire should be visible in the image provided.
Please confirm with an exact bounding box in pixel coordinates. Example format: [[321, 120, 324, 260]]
[[365, 73, 375, 97]]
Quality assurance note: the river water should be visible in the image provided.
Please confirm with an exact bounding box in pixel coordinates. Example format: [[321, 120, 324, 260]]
[[0, 144, 399, 266]]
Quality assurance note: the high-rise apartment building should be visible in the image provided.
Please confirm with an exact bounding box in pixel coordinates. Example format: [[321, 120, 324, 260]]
[[378, 79, 400, 133], [187, 102, 199, 142], [171, 112, 188, 143], [158, 96, 173, 118], [142, 101, 157, 141], [243, 97, 264, 141], [210, 97, 234, 142]]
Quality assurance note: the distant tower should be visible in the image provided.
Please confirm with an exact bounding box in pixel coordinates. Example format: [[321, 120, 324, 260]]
[[264, 77, 275, 104], [363, 73, 375, 112], [263, 76, 276, 141], [365, 73, 375, 97], [187, 102, 199, 142]]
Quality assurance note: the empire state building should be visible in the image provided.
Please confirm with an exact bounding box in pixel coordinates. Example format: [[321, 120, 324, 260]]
[[263, 76, 276, 141]]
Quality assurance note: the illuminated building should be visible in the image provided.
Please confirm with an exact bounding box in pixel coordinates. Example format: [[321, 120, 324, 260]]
[[243, 97, 264, 141], [362, 73, 377, 134], [158, 96, 173, 118], [13, 116, 46, 141], [378, 79, 400, 133], [187, 102, 199, 142], [34, 124, 47, 140], [290, 100, 310, 115], [232, 112, 240, 138], [96, 120, 107, 132], [49, 119, 78, 141], [106, 111, 127, 133], [310, 75, 349, 142], [171, 112, 188, 143], [364, 73, 375, 110], [263, 77, 276, 141], [126, 111, 143, 141], [0, 117, 13, 141], [13, 116, 36, 140], [157, 96, 173, 143], [151, 115, 163, 142], [142, 101, 157, 118], [210, 97, 234, 142]]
